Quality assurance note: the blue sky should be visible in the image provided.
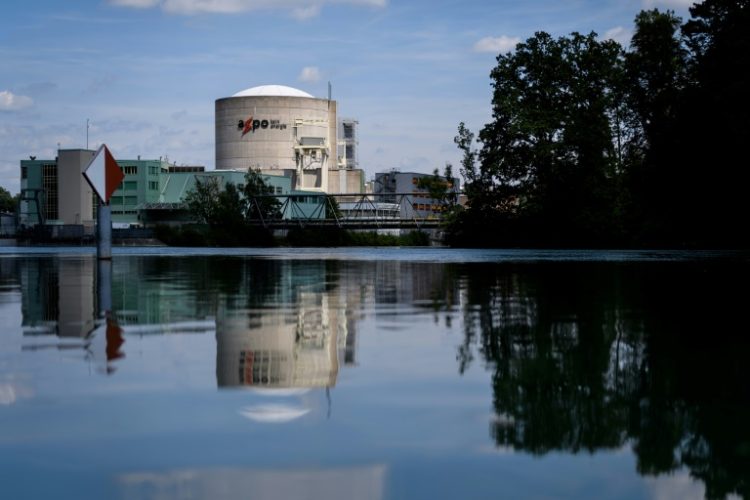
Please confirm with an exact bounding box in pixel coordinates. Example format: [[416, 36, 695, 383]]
[[0, 0, 696, 194]]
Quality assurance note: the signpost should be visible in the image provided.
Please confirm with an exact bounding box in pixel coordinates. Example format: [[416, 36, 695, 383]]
[[82, 145, 124, 260]]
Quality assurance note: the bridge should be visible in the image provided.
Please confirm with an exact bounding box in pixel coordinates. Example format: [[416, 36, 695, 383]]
[[244, 192, 452, 230]]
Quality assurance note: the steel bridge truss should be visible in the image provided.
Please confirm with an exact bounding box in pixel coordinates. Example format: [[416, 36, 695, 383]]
[[246, 192, 450, 230]]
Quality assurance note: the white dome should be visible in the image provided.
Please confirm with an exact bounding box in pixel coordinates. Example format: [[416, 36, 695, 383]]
[[232, 85, 314, 98]]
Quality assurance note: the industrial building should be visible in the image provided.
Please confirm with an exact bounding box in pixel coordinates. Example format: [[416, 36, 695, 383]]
[[215, 85, 337, 192], [215, 85, 365, 195], [18, 149, 321, 229], [14, 84, 464, 237], [374, 170, 460, 219]]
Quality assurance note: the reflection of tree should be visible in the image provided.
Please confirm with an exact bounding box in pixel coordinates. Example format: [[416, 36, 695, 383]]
[[458, 262, 750, 499]]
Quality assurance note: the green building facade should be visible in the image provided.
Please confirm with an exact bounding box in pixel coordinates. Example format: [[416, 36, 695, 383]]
[[19, 150, 323, 228]]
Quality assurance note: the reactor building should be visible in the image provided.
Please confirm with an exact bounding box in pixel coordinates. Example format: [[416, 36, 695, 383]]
[[215, 85, 338, 192]]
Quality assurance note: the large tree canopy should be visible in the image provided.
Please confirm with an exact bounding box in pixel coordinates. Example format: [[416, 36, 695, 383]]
[[450, 2, 749, 248]]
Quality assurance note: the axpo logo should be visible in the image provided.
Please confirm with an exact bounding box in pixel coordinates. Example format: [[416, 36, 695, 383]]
[[238, 117, 287, 137]]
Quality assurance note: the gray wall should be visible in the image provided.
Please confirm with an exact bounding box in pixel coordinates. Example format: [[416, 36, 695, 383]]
[[215, 95, 337, 191], [57, 149, 95, 226]]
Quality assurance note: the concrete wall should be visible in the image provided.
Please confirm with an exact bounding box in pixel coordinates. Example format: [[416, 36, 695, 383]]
[[328, 168, 364, 194], [215, 95, 337, 192], [57, 149, 95, 227]]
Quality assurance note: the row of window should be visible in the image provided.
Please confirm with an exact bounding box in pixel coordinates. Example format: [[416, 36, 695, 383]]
[[110, 196, 138, 206], [118, 181, 159, 191], [290, 196, 322, 204], [414, 203, 444, 212], [122, 166, 162, 175]]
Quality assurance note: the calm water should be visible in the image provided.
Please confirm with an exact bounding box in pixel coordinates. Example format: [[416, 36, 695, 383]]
[[0, 248, 748, 500]]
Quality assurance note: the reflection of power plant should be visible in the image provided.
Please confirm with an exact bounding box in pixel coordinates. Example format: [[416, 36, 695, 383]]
[[20, 257, 96, 338], [216, 283, 354, 389], [5, 256, 454, 387]]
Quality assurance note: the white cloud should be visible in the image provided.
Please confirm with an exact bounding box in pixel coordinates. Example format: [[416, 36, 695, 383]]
[[0, 91, 34, 112], [604, 26, 632, 46], [110, 0, 387, 18], [110, 0, 160, 7], [291, 4, 321, 19], [642, 0, 699, 8], [473, 35, 521, 54], [298, 66, 322, 83]]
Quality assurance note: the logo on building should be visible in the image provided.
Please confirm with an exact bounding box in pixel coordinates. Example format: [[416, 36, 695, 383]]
[[238, 117, 288, 137]]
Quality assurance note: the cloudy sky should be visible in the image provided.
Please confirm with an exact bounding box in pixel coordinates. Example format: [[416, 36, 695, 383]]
[[1, 0, 696, 193]]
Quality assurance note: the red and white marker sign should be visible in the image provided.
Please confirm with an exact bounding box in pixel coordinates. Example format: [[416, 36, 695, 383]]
[[83, 144, 124, 204]]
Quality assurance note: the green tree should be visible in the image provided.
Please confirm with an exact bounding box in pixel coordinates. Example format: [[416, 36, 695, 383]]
[[623, 9, 688, 243], [242, 169, 281, 221], [184, 176, 222, 226], [0, 186, 17, 213], [464, 31, 625, 245], [416, 165, 457, 207], [679, 0, 750, 246]]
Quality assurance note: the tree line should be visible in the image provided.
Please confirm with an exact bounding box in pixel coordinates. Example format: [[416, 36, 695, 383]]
[[447, 0, 749, 248], [451, 260, 750, 498]]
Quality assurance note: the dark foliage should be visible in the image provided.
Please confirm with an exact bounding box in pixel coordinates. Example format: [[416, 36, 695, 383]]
[[450, 2, 749, 248]]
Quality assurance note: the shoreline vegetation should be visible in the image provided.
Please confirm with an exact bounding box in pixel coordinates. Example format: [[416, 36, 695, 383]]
[[441, 1, 749, 249]]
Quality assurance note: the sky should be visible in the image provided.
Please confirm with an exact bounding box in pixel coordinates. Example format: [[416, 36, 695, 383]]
[[0, 0, 697, 194]]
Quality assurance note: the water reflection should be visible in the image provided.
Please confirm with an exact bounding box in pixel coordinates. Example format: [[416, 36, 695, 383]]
[[455, 262, 750, 500], [2, 253, 748, 498], [119, 465, 387, 500]]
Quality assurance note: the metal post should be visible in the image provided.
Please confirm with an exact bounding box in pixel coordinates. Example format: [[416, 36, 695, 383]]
[[97, 258, 112, 315], [97, 199, 112, 260]]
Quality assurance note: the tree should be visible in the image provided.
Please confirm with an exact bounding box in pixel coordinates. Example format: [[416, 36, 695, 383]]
[[623, 9, 688, 242], [0, 186, 17, 213], [242, 169, 281, 221], [184, 176, 222, 226], [466, 31, 625, 245], [416, 165, 457, 208], [679, 0, 750, 246]]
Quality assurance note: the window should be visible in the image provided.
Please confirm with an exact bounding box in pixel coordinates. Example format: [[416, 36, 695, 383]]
[[42, 164, 58, 220], [343, 123, 354, 139], [149, 166, 158, 175], [148, 181, 158, 190], [21, 166, 27, 179], [124, 196, 137, 205], [123, 166, 137, 175], [110, 196, 123, 205], [276, 186, 283, 194], [124, 181, 137, 190]]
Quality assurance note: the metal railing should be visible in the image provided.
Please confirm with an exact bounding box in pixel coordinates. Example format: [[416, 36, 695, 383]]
[[246, 192, 453, 230]]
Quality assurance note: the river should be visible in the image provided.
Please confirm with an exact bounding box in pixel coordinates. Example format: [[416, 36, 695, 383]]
[[0, 247, 748, 499]]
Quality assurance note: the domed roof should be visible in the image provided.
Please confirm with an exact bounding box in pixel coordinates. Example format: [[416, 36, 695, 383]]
[[232, 85, 314, 98]]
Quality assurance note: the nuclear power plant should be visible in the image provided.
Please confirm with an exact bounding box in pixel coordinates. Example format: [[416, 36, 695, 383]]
[[215, 84, 344, 192]]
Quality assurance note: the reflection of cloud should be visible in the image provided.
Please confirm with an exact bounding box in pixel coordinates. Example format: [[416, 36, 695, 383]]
[[0, 384, 17, 405], [119, 465, 387, 500], [0, 381, 33, 405], [250, 388, 311, 397], [239, 404, 310, 423], [645, 471, 707, 500]]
